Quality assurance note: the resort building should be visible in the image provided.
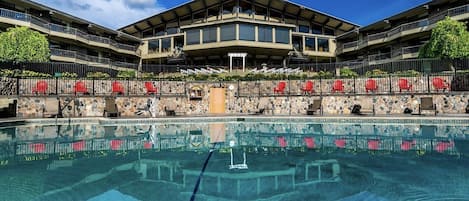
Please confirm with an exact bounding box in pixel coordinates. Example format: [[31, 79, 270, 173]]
[[336, 0, 469, 64], [0, 0, 141, 71], [0, 0, 468, 72]]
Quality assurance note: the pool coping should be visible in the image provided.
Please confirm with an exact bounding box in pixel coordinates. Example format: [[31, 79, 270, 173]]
[[1, 114, 468, 126]]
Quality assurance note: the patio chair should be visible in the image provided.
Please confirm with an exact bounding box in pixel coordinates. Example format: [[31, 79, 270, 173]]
[[74, 81, 89, 95], [111, 81, 125, 95], [398, 78, 412, 92], [332, 80, 344, 93], [104, 97, 120, 117], [335, 138, 346, 148], [351, 104, 375, 115], [432, 77, 450, 92], [277, 136, 287, 148], [144, 141, 153, 149], [304, 137, 315, 149], [43, 97, 59, 118], [365, 79, 378, 93], [164, 106, 176, 116], [435, 141, 454, 153], [368, 139, 380, 150], [145, 81, 158, 95], [32, 80, 48, 95], [72, 140, 85, 151], [419, 97, 436, 115], [251, 108, 265, 115], [400, 139, 416, 151], [274, 81, 287, 94], [274, 81, 286, 94], [110, 139, 123, 150], [301, 80, 314, 94], [307, 99, 322, 115], [30, 143, 46, 153]]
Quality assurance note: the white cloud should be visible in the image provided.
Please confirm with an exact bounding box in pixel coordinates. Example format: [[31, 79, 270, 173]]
[[31, 0, 166, 29]]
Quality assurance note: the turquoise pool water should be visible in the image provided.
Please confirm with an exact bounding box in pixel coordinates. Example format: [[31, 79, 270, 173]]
[[0, 119, 469, 201]]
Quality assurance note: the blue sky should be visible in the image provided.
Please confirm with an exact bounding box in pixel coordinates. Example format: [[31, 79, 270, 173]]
[[31, 0, 430, 29]]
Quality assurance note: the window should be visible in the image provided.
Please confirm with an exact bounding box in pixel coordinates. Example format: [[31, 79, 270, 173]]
[[324, 28, 334, 36], [298, 25, 309, 33], [258, 25, 272, 42], [318, 38, 329, 52], [148, 39, 159, 53], [161, 38, 171, 52], [186, 29, 200, 45], [142, 29, 153, 38], [221, 24, 236, 41], [275, 27, 289, 44], [305, 37, 316, 51], [312, 24, 322, 34], [203, 26, 217, 43], [167, 27, 178, 35], [239, 24, 255, 41]]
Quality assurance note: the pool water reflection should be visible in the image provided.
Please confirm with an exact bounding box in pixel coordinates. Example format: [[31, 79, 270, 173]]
[[0, 121, 468, 201]]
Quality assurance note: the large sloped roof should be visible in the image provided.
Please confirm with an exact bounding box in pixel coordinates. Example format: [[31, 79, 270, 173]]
[[118, 0, 359, 35]]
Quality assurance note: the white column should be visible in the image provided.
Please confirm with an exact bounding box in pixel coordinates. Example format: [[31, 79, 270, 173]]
[[242, 55, 246, 72], [229, 55, 233, 72]]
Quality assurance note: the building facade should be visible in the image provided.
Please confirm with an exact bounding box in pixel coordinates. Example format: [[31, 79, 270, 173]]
[[0, 0, 468, 73]]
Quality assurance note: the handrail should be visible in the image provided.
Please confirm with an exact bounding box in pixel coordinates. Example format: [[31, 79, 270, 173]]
[[339, 4, 469, 52], [50, 48, 137, 68], [0, 7, 138, 53]]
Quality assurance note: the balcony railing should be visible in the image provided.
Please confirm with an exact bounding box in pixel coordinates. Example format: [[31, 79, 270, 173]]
[[338, 4, 469, 53], [0, 7, 139, 53], [50, 48, 137, 69]]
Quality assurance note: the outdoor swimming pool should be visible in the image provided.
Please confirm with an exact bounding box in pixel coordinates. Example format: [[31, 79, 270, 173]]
[[0, 117, 468, 201]]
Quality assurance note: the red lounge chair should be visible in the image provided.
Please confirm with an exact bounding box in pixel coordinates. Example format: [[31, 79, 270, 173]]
[[32, 80, 48, 95], [432, 77, 450, 91], [435, 141, 454, 153], [365, 79, 378, 93], [368, 139, 380, 150], [400, 140, 416, 151], [274, 81, 286, 94], [335, 139, 346, 148], [304, 137, 315, 149], [73, 140, 85, 151], [144, 141, 153, 149], [145, 82, 158, 95], [301, 80, 314, 94], [110, 139, 124, 150], [74, 81, 88, 95], [398, 78, 412, 92], [112, 81, 125, 95], [30, 143, 46, 153], [277, 136, 287, 148], [332, 80, 344, 93]]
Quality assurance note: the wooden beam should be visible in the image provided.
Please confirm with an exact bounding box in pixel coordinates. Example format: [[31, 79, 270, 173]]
[[322, 18, 330, 26], [335, 22, 343, 29], [133, 25, 142, 32]]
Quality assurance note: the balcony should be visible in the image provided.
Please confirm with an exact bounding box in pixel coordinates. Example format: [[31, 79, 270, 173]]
[[337, 4, 469, 54], [0, 8, 139, 56], [366, 45, 423, 64], [50, 48, 138, 70]]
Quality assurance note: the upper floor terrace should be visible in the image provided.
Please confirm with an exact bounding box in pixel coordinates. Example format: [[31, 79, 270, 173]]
[[0, 7, 141, 56], [336, 4, 469, 54]]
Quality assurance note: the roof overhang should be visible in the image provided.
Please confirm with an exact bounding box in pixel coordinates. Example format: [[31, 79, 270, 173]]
[[119, 0, 360, 35]]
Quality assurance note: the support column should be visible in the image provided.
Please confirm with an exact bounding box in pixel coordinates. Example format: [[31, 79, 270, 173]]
[[229, 55, 233, 72], [242, 55, 246, 72]]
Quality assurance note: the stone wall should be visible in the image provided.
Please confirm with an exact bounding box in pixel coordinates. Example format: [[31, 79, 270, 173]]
[[15, 84, 469, 118]]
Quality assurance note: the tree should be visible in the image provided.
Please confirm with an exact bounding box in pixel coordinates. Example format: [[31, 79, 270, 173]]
[[419, 17, 469, 59], [0, 27, 50, 63]]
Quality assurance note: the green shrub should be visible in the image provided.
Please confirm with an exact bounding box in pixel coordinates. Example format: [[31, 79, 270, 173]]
[[141, 72, 157, 79], [393, 70, 421, 77], [86, 72, 110, 78], [117, 70, 136, 78], [61, 72, 78, 78], [312, 71, 333, 79], [340, 67, 358, 78], [365, 69, 388, 78], [20, 70, 51, 77], [0, 69, 15, 77]]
